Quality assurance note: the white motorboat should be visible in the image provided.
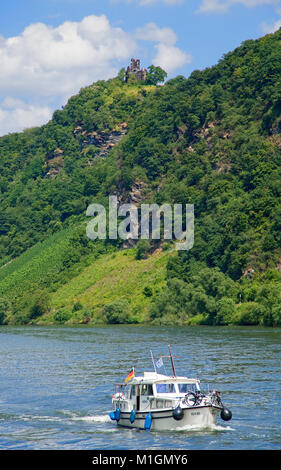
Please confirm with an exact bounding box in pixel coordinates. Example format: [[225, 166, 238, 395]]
[[109, 346, 232, 431]]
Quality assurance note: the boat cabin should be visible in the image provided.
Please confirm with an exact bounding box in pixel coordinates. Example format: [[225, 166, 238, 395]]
[[113, 372, 200, 412]]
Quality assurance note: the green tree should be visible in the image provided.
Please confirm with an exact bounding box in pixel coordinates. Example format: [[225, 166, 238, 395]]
[[135, 240, 150, 260], [145, 65, 167, 85], [103, 299, 132, 324], [0, 298, 10, 324], [29, 291, 50, 320]]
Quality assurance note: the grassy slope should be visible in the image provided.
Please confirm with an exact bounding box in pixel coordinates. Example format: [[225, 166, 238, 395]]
[[0, 228, 72, 294], [43, 247, 172, 324], [0, 222, 172, 324]]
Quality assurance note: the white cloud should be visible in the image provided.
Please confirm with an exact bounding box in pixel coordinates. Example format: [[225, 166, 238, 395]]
[[0, 98, 52, 136], [152, 43, 192, 73], [261, 3, 281, 32], [261, 18, 281, 32], [113, 0, 183, 4], [139, 0, 183, 4], [0, 15, 137, 99], [198, 0, 279, 13], [0, 14, 138, 135], [135, 23, 192, 73], [0, 14, 191, 135], [135, 23, 177, 45], [198, 0, 228, 12]]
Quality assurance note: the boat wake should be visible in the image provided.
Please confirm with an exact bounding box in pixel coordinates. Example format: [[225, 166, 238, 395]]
[[67, 412, 111, 424], [170, 423, 234, 433], [13, 410, 233, 435]]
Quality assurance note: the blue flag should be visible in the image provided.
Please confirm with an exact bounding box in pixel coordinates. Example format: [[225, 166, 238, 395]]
[[156, 357, 163, 369]]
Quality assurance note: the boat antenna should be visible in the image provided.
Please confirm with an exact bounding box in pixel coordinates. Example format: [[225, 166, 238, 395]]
[[150, 350, 157, 374], [161, 345, 181, 377], [169, 344, 177, 377]]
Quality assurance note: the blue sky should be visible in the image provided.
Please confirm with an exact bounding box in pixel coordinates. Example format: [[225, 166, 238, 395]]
[[0, 0, 280, 135]]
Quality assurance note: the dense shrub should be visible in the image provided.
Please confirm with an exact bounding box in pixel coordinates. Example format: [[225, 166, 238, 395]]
[[103, 299, 132, 324]]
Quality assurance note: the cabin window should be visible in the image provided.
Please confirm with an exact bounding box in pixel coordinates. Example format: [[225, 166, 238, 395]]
[[178, 383, 196, 393], [141, 384, 153, 396], [130, 385, 136, 398], [156, 383, 175, 393]]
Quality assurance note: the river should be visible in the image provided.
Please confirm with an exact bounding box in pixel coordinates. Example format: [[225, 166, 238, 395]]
[[0, 325, 280, 450]]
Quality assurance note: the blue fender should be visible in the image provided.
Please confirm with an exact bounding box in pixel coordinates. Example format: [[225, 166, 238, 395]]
[[130, 409, 136, 423], [144, 413, 152, 430], [115, 408, 121, 422], [109, 411, 116, 421]]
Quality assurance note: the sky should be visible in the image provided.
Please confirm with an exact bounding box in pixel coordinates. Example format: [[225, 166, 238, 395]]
[[0, 0, 280, 136]]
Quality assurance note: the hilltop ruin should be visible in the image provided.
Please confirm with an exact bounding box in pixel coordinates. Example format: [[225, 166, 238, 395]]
[[125, 58, 147, 82]]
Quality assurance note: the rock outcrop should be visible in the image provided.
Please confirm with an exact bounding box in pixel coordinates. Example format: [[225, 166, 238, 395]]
[[74, 122, 127, 160]]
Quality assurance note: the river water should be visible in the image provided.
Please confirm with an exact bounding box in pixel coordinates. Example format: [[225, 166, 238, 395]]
[[0, 325, 280, 450]]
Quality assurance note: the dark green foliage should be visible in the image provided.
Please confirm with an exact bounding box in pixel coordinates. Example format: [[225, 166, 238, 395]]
[[53, 308, 71, 323], [72, 301, 83, 312], [143, 286, 153, 297], [135, 240, 150, 260], [103, 299, 133, 324], [149, 267, 238, 325], [0, 77, 143, 261], [29, 291, 50, 320], [0, 298, 10, 324], [145, 65, 167, 86]]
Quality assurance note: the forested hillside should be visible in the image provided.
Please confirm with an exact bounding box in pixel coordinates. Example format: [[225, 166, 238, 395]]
[[0, 29, 281, 326]]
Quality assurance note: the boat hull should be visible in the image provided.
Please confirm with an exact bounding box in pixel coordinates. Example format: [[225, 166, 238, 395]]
[[116, 405, 220, 431]]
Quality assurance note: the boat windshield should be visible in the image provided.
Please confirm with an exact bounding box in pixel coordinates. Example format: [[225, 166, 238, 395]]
[[156, 383, 176, 394], [178, 383, 197, 393]]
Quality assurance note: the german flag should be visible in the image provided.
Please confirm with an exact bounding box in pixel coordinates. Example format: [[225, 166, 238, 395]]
[[125, 368, 134, 383]]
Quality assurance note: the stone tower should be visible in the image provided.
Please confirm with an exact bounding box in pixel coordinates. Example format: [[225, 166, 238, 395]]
[[125, 58, 147, 82]]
